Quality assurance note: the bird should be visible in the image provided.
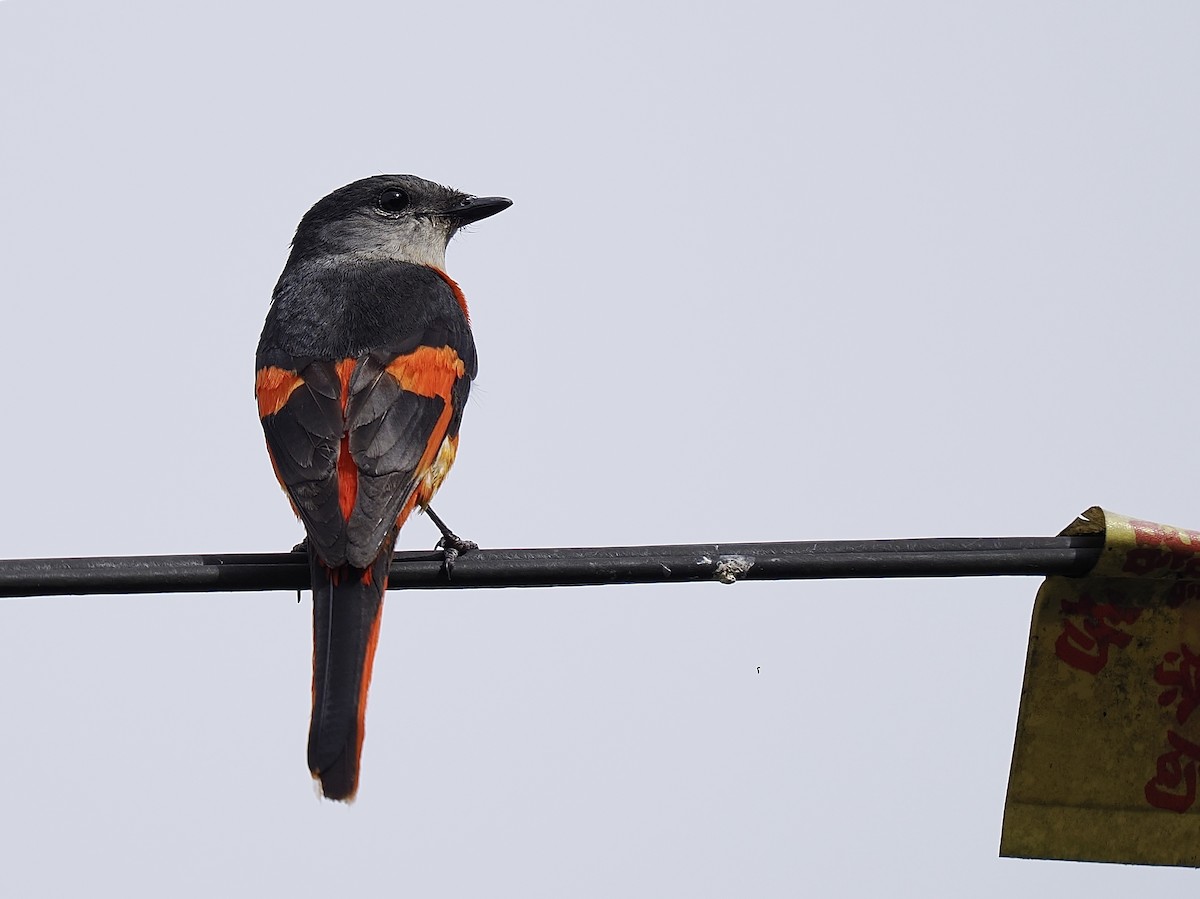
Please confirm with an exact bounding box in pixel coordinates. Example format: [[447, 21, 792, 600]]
[[255, 175, 510, 800]]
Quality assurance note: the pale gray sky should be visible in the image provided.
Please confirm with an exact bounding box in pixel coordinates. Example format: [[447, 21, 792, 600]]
[[1, 0, 1198, 895]]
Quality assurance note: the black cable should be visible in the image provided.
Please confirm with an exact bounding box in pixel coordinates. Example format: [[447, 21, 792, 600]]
[[0, 534, 1103, 598]]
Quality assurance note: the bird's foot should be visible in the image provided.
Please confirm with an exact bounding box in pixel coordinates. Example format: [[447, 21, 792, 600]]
[[425, 505, 477, 579], [436, 533, 478, 577], [290, 537, 309, 602]]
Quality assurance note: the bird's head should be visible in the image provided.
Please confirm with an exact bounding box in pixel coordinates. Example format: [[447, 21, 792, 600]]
[[288, 174, 511, 271]]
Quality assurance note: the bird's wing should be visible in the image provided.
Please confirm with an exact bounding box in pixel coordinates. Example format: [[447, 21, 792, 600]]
[[342, 332, 472, 567], [257, 359, 347, 563], [256, 325, 473, 569]]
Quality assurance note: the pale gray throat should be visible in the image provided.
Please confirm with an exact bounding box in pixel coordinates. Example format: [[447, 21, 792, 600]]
[[317, 215, 452, 271]]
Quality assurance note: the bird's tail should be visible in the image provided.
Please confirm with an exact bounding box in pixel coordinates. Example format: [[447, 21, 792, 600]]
[[307, 544, 394, 801]]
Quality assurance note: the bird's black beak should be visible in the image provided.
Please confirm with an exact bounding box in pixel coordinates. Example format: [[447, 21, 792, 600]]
[[448, 196, 512, 226]]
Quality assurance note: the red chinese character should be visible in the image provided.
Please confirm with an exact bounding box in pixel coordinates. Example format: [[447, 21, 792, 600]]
[[1155, 644, 1200, 725], [1125, 519, 1200, 578], [1053, 593, 1143, 675], [1131, 519, 1200, 553], [1145, 730, 1200, 813]]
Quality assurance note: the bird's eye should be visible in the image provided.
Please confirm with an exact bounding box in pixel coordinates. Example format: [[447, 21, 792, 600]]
[[376, 188, 409, 214]]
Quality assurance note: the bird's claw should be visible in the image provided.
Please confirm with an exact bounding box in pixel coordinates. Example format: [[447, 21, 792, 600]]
[[435, 533, 478, 579], [290, 538, 309, 602]]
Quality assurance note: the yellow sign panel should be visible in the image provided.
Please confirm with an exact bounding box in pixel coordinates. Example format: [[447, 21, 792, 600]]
[[1003, 507, 1200, 866]]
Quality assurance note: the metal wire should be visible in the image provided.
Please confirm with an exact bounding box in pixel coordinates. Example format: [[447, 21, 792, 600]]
[[0, 534, 1103, 598]]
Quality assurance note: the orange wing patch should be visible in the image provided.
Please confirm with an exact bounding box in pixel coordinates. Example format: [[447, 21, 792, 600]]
[[256, 367, 304, 418], [335, 359, 359, 521], [385, 346, 465, 401], [385, 347, 466, 530], [337, 434, 357, 521], [334, 358, 357, 410]]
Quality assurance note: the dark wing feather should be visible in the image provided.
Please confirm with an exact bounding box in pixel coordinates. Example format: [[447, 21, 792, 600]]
[[259, 361, 350, 564], [342, 351, 449, 568]]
